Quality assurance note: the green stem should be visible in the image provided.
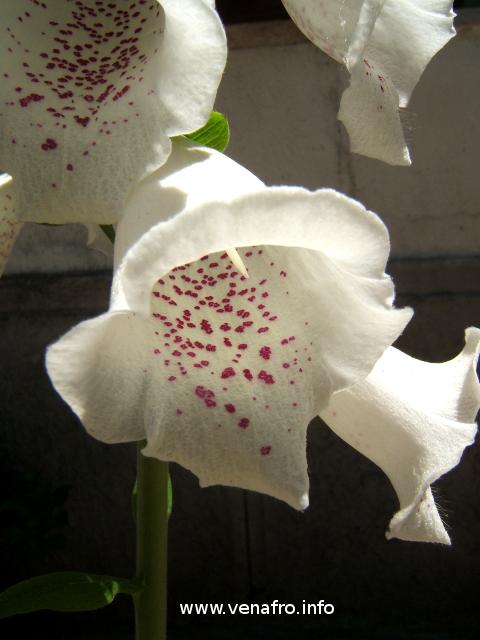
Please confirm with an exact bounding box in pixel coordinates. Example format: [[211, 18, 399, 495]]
[[134, 442, 169, 640]]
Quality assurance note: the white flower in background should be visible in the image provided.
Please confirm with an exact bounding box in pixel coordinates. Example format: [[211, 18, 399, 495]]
[[281, 0, 456, 165], [47, 139, 412, 512], [0, 0, 226, 224], [321, 332, 480, 544]]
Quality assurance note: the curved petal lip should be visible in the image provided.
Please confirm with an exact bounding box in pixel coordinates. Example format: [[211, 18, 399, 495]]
[[115, 186, 395, 316], [321, 328, 480, 544]]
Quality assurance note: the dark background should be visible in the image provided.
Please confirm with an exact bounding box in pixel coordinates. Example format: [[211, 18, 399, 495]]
[[1, 263, 479, 640]]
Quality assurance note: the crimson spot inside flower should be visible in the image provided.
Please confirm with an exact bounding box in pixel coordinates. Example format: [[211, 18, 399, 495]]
[[41, 137, 57, 151], [195, 385, 216, 408], [3, 0, 164, 159], [150, 248, 314, 422], [258, 370, 275, 385], [259, 346, 271, 360]]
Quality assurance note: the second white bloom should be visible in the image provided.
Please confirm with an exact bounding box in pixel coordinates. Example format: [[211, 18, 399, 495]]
[[282, 0, 456, 165]]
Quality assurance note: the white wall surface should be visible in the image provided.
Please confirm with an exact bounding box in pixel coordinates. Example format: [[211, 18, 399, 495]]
[[5, 10, 480, 274]]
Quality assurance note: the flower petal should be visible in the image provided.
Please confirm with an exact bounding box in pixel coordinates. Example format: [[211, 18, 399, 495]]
[[0, 0, 226, 224], [281, 0, 382, 64], [337, 58, 410, 166], [320, 329, 480, 543], [47, 143, 411, 509], [362, 0, 455, 108], [282, 0, 455, 164], [0, 174, 22, 276]]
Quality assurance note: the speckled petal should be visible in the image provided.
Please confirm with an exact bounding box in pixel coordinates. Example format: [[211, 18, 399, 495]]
[[47, 142, 410, 509], [338, 58, 410, 166], [0, 174, 22, 276], [364, 0, 455, 108], [282, 0, 455, 164], [321, 329, 480, 544], [0, 0, 226, 224], [281, 0, 381, 63]]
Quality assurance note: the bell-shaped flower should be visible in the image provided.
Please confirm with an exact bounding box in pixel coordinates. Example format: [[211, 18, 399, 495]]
[[281, 0, 456, 165], [0, 0, 226, 224], [45, 143, 480, 540], [47, 139, 413, 511], [320, 331, 480, 544]]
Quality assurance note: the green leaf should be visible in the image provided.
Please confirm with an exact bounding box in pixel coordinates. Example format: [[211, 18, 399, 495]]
[[184, 111, 230, 152], [0, 572, 141, 619]]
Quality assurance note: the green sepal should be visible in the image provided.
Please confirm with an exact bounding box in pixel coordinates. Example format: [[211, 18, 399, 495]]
[[0, 571, 142, 619], [184, 111, 230, 152]]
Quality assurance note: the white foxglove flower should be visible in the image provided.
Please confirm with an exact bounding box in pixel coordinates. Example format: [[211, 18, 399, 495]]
[[0, 0, 226, 224], [321, 332, 480, 544], [281, 0, 456, 165], [47, 140, 411, 510]]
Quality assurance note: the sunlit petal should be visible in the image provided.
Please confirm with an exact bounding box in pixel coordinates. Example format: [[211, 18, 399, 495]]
[[321, 329, 480, 544], [282, 0, 455, 164], [338, 58, 410, 166], [0, 0, 226, 224], [364, 0, 456, 109], [47, 142, 410, 509]]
